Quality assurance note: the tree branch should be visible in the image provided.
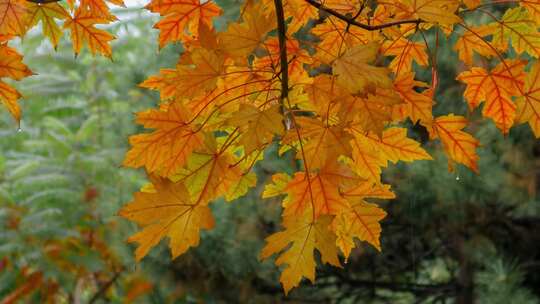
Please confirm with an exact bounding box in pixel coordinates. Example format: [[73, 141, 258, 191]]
[[273, 0, 289, 125], [305, 0, 423, 31]]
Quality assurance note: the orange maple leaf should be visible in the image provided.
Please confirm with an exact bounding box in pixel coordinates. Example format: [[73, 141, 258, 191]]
[[64, 8, 115, 58]]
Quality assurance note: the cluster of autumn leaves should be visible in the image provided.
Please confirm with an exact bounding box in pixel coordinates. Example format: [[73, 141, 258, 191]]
[[3, 0, 540, 295], [0, 0, 120, 122]]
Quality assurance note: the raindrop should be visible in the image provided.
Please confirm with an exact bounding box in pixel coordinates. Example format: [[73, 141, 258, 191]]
[[16, 127, 22, 133], [455, 175, 460, 181]]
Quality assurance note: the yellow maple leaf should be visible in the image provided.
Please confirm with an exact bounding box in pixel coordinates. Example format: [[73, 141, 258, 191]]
[[260, 212, 340, 294], [430, 114, 480, 173], [226, 104, 284, 153], [64, 8, 115, 58], [219, 0, 275, 57], [391, 72, 434, 125], [333, 42, 392, 94], [26, 2, 69, 48], [333, 182, 395, 257], [454, 24, 498, 66], [396, 0, 461, 25], [119, 176, 215, 261], [491, 7, 540, 58]]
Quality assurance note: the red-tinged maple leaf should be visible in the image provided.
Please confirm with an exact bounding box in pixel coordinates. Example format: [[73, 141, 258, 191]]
[[0, 80, 22, 121], [430, 114, 480, 173], [0, 0, 28, 37], [457, 60, 526, 134], [391, 72, 434, 125], [454, 24, 498, 66], [64, 9, 115, 57], [25, 2, 69, 48], [255, 37, 313, 81], [123, 102, 204, 177], [219, 0, 274, 58], [0, 44, 33, 80], [333, 182, 395, 257], [259, 212, 340, 294], [277, 161, 362, 218], [516, 62, 540, 137], [119, 176, 215, 261], [146, 0, 221, 48], [382, 38, 429, 75], [140, 48, 225, 100]]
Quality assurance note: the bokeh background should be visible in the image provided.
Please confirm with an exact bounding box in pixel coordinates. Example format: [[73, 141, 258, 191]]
[[1, 1, 540, 303]]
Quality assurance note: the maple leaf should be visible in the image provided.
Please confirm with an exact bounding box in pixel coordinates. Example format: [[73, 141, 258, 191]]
[[311, 17, 372, 63], [333, 42, 392, 94], [521, 0, 540, 23], [395, 0, 461, 25], [392, 72, 434, 125], [25, 2, 69, 48], [80, 0, 125, 21], [0, 45, 32, 122], [123, 102, 204, 178], [0, 0, 28, 37], [382, 38, 429, 75], [259, 212, 340, 294], [490, 7, 540, 58], [516, 62, 540, 137], [362, 127, 432, 164], [172, 136, 246, 204], [454, 25, 498, 66], [219, 0, 275, 58], [146, 0, 221, 48], [277, 161, 362, 218], [64, 9, 115, 58], [430, 114, 480, 173], [226, 104, 284, 153], [119, 176, 215, 260], [350, 89, 402, 136], [333, 182, 395, 257], [0, 44, 33, 80], [457, 60, 526, 134], [0, 80, 22, 121], [140, 48, 225, 100], [283, 117, 352, 169]]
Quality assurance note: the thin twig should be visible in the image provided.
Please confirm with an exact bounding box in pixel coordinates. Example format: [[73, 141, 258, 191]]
[[305, 0, 423, 31]]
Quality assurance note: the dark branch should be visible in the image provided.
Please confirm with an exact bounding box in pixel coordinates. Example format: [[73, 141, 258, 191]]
[[25, 0, 62, 3], [273, 0, 290, 127], [305, 0, 423, 31]]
